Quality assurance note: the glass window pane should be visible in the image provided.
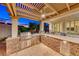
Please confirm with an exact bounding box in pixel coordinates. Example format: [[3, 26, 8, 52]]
[[65, 22, 70, 33]]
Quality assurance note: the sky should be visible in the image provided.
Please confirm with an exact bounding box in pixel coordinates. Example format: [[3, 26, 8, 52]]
[[0, 4, 49, 26], [0, 4, 11, 20]]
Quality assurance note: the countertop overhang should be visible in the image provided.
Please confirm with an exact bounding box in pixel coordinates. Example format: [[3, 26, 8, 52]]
[[41, 34, 79, 44]]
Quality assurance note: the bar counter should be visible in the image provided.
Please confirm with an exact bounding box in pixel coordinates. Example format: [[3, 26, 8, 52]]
[[0, 33, 79, 56], [42, 34, 79, 44], [41, 33, 79, 56]]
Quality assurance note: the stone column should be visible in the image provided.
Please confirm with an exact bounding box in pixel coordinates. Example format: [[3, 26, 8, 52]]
[[6, 17, 20, 55], [49, 22, 53, 33], [40, 21, 44, 33], [12, 17, 18, 38]]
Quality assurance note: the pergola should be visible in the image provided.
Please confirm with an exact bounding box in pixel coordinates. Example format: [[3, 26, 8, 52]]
[[1, 3, 79, 20], [1, 3, 79, 37]]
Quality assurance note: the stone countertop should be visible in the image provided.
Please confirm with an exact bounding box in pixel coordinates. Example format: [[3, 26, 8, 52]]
[[25, 34, 40, 39], [6, 34, 40, 41], [6, 33, 79, 44], [41, 34, 79, 44]]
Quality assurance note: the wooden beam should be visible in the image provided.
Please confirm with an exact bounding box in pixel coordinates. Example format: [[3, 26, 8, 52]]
[[66, 3, 70, 11], [45, 4, 59, 14], [18, 15, 39, 20], [12, 3, 17, 16], [40, 6, 46, 12], [45, 12, 56, 16], [10, 15, 39, 21], [6, 3, 14, 16], [46, 7, 79, 22], [17, 12, 40, 20]]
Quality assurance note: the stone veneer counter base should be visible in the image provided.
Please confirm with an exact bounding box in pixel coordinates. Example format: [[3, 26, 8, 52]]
[[5, 35, 41, 55], [41, 34, 79, 56], [0, 34, 79, 56]]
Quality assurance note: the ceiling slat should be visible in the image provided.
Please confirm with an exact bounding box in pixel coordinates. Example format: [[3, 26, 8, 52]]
[[45, 4, 59, 15], [16, 6, 40, 18], [66, 3, 70, 11]]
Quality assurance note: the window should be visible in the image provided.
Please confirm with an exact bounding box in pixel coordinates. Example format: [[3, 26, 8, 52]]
[[52, 20, 79, 35], [75, 21, 79, 35], [65, 21, 70, 33]]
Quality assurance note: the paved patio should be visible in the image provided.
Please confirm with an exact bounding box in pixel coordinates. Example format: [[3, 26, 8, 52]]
[[10, 43, 62, 56]]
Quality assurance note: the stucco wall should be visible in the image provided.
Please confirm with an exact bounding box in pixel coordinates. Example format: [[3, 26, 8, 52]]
[[0, 23, 11, 40]]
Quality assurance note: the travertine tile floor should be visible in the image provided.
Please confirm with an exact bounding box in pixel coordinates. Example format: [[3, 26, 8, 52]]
[[10, 43, 62, 56]]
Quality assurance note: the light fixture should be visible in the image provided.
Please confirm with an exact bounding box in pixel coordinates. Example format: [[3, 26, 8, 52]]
[[63, 41, 67, 44], [41, 14, 46, 19]]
